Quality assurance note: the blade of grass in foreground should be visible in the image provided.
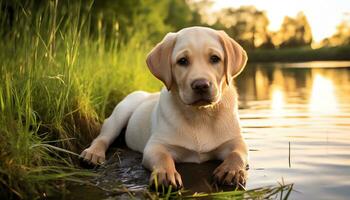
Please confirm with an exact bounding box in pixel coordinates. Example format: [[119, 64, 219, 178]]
[[142, 182, 293, 200]]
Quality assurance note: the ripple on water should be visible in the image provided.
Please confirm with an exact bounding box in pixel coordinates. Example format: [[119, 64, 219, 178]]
[[238, 63, 350, 200]]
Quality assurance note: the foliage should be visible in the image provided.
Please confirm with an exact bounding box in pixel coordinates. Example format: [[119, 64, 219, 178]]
[[0, 0, 160, 198], [213, 6, 272, 49], [272, 12, 313, 48], [165, 0, 194, 31], [321, 20, 350, 47], [165, 0, 213, 31], [91, 0, 171, 43], [211, 8, 313, 49]]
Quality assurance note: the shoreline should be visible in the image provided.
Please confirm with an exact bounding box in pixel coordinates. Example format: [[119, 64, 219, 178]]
[[247, 45, 350, 63], [247, 60, 350, 68]]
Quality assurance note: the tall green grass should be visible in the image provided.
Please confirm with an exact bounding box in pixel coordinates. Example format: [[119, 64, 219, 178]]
[[0, 1, 160, 198], [0, 1, 293, 199]]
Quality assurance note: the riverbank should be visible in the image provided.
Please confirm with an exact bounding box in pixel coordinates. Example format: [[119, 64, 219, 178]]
[[66, 147, 293, 200], [248, 45, 350, 63]]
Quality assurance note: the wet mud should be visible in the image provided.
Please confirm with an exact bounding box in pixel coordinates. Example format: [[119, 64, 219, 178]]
[[64, 146, 241, 199]]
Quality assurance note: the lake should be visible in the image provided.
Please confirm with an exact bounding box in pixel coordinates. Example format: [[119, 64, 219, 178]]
[[236, 61, 350, 200]]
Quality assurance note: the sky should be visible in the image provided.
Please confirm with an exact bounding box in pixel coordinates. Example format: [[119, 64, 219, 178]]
[[211, 0, 350, 42]]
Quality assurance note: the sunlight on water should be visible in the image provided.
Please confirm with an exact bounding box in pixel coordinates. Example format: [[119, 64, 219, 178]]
[[237, 64, 350, 200], [309, 73, 339, 115], [271, 86, 285, 116], [270, 68, 286, 117]]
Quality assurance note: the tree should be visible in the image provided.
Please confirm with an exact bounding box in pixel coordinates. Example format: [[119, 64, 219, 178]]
[[273, 12, 312, 48], [91, 0, 207, 43], [165, 0, 193, 31], [92, 0, 171, 43], [165, 0, 212, 31], [321, 20, 350, 47], [213, 6, 272, 49]]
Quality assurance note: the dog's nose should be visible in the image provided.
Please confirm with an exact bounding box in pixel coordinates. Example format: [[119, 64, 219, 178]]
[[191, 79, 211, 93]]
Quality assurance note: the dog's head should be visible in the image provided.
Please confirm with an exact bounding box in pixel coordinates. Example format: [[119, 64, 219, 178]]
[[146, 26, 247, 107]]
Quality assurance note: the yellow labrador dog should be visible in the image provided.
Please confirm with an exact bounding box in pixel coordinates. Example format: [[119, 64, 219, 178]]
[[80, 26, 248, 189]]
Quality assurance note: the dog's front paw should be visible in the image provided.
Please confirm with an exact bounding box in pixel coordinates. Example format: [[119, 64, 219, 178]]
[[150, 167, 183, 190], [213, 154, 247, 186], [80, 146, 106, 165]]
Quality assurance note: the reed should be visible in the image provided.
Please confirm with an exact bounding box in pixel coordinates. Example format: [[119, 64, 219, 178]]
[[0, 1, 292, 199], [0, 1, 159, 198]]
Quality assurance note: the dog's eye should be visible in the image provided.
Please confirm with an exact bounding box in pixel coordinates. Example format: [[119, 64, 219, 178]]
[[177, 57, 189, 66], [210, 55, 221, 64]]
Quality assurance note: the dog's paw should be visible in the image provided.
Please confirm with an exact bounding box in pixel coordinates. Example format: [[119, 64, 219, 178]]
[[80, 146, 105, 165], [213, 158, 247, 187], [150, 167, 183, 190]]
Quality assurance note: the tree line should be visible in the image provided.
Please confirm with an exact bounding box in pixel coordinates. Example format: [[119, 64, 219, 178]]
[[2, 0, 349, 49], [91, 0, 350, 49]]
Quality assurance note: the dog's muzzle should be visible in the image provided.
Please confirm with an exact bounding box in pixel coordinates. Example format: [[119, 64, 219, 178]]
[[190, 79, 216, 106]]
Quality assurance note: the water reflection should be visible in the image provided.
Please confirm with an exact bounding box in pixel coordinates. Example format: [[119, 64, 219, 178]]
[[237, 63, 349, 115], [236, 62, 350, 200], [270, 68, 285, 116], [271, 86, 284, 116], [309, 73, 339, 115]]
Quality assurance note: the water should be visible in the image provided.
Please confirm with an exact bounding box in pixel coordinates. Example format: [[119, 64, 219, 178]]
[[236, 61, 350, 200], [66, 61, 350, 200]]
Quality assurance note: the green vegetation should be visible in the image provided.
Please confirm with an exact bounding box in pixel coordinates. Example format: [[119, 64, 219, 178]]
[[0, 1, 160, 198], [248, 45, 350, 62], [211, 7, 313, 49], [144, 182, 293, 199]]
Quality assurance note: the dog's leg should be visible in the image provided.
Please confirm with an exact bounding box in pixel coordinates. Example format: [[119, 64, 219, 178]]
[[80, 91, 151, 165], [142, 143, 183, 189], [213, 138, 248, 186]]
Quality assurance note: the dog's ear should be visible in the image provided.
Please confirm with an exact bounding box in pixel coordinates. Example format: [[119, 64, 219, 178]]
[[217, 30, 248, 85], [146, 33, 177, 90]]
